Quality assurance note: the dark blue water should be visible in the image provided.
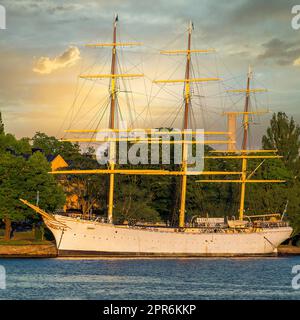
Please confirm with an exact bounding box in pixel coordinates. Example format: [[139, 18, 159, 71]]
[[0, 257, 300, 300]]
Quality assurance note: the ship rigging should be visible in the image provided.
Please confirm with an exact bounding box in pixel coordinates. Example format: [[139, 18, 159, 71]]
[[20, 15, 293, 257]]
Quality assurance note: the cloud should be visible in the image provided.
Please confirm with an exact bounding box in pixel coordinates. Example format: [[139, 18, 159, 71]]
[[2, 0, 83, 13], [229, 0, 290, 24], [2, 0, 300, 140], [33, 46, 81, 74], [257, 38, 300, 66], [293, 57, 300, 66]]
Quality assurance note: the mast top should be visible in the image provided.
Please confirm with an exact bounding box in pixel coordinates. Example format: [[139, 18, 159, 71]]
[[188, 21, 194, 34], [248, 65, 253, 79], [114, 13, 118, 27], [226, 67, 267, 94]]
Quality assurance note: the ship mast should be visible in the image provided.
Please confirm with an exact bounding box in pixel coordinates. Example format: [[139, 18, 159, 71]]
[[197, 69, 285, 220], [242, 66, 252, 150], [58, 21, 283, 226], [220, 67, 270, 221], [77, 14, 143, 223], [239, 66, 252, 221], [153, 22, 220, 228], [107, 15, 118, 223], [179, 21, 193, 228], [225, 67, 271, 221], [109, 15, 117, 130]]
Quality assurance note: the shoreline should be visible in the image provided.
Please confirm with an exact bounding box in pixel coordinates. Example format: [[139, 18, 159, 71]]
[[0, 242, 58, 258], [277, 245, 300, 256]]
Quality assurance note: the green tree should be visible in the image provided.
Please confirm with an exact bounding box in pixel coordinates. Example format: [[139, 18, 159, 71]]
[[32, 133, 110, 217], [32, 132, 80, 159], [245, 158, 293, 214], [0, 154, 26, 240], [0, 152, 65, 240], [262, 113, 300, 236], [22, 152, 66, 212], [0, 112, 4, 135], [59, 153, 107, 215], [285, 180, 300, 236], [262, 112, 300, 172], [114, 175, 161, 224], [0, 133, 31, 154]]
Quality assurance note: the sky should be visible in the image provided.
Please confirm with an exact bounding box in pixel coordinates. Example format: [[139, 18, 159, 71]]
[[0, 0, 300, 147]]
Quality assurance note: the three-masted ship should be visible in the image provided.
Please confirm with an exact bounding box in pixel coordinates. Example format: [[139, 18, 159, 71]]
[[21, 16, 292, 256]]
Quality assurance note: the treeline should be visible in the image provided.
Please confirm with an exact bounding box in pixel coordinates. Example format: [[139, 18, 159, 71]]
[[0, 112, 300, 240]]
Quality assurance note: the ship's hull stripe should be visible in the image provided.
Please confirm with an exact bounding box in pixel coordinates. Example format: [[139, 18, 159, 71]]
[[58, 249, 278, 257]]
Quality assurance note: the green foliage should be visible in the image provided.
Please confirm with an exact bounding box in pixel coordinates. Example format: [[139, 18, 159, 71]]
[[0, 153, 27, 221], [244, 159, 291, 213], [30, 132, 107, 216], [0, 152, 65, 222], [1, 113, 300, 239], [32, 132, 80, 159], [285, 180, 300, 235], [262, 112, 300, 172], [114, 175, 161, 223], [22, 152, 66, 213], [60, 152, 107, 215], [262, 112, 300, 234], [0, 112, 4, 135], [0, 133, 31, 154]]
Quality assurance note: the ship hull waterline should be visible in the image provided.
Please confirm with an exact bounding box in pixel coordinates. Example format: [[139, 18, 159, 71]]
[[44, 215, 293, 257]]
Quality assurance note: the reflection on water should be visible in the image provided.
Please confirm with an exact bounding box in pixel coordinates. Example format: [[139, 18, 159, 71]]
[[0, 257, 299, 300]]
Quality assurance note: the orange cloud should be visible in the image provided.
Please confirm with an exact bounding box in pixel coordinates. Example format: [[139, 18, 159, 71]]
[[293, 57, 300, 66], [33, 46, 81, 74]]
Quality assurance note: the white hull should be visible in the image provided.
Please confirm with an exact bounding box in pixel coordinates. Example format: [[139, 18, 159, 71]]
[[46, 215, 292, 257]]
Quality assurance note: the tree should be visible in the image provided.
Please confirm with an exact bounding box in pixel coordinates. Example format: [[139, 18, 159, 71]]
[[114, 175, 161, 224], [0, 154, 26, 240], [22, 152, 66, 212], [32, 132, 80, 159], [0, 112, 4, 135], [59, 153, 107, 215], [244, 158, 293, 214], [262, 113, 300, 236], [0, 133, 31, 154], [0, 152, 65, 240], [262, 112, 300, 172], [32, 133, 110, 216]]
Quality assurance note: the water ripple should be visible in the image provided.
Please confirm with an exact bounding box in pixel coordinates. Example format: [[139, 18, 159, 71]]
[[0, 257, 299, 300]]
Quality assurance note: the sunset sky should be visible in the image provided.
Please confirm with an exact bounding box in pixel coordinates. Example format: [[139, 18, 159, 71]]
[[0, 0, 300, 146]]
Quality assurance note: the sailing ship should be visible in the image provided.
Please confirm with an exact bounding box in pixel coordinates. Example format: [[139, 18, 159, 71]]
[[21, 16, 292, 257]]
